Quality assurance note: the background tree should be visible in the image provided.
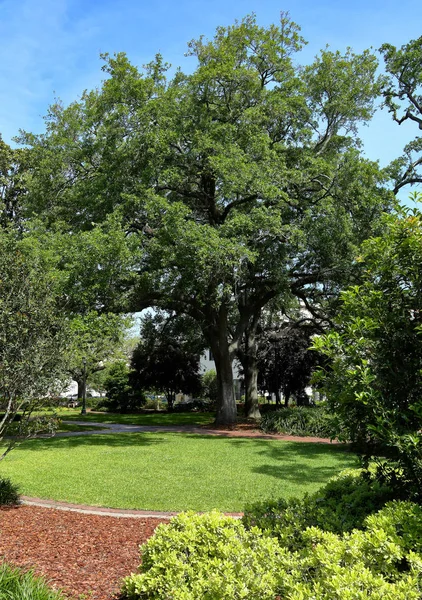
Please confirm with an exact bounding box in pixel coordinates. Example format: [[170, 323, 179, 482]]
[[19, 15, 391, 425], [0, 136, 29, 229], [313, 194, 422, 496], [257, 326, 319, 407], [102, 360, 145, 413], [0, 231, 67, 458], [66, 311, 132, 399], [131, 312, 204, 410], [380, 36, 422, 194]]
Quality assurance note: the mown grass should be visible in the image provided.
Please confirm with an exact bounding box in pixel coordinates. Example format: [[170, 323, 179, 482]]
[[55, 408, 215, 427], [0, 432, 357, 512]]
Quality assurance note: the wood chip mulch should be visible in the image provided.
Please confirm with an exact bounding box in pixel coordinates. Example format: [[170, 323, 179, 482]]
[[0, 505, 167, 600]]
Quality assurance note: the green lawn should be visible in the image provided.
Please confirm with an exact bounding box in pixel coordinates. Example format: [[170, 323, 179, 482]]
[[55, 408, 215, 427], [0, 432, 357, 512]]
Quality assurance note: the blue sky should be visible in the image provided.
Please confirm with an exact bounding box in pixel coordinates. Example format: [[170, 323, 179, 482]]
[[0, 0, 421, 192]]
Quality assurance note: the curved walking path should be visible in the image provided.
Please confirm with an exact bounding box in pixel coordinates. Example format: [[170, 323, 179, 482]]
[[21, 420, 342, 519], [54, 420, 339, 443]]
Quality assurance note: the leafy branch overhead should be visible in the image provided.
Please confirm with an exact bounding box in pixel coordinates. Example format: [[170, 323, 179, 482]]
[[380, 36, 422, 193]]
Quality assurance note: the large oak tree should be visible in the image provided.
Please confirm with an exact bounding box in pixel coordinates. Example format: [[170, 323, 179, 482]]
[[20, 15, 391, 425]]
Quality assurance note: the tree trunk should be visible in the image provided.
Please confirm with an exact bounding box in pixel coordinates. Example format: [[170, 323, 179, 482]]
[[243, 328, 261, 421], [213, 343, 237, 426], [207, 309, 237, 427]]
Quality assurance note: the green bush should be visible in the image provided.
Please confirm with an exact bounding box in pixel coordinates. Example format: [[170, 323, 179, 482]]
[[122, 511, 286, 600], [122, 502, 422, 599], [243, 470, 396, 551], [0, 563, 64, 600], [0, 477, 20, 505], [280, 501, 422, 599], [260, 405, 339, 438]]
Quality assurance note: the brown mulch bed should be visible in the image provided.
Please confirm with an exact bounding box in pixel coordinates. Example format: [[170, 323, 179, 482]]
[[0, 505, 167, 599]]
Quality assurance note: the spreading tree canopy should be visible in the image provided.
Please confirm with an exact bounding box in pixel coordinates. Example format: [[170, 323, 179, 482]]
[[19, 15, 392, 425]]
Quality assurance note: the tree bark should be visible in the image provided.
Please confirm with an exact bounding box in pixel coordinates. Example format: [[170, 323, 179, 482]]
[[207, 308, 237, 427], [242, 327, 261, 420]]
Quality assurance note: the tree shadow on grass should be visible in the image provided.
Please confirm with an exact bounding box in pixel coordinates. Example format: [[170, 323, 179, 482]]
[[225, 438, 358, 487], [15, 432, 169, 452]]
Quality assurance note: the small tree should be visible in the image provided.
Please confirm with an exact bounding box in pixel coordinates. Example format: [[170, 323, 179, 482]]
[[66, 311, 132, 399], [0, 232, 67, 458], [202, 369, 218, 404]]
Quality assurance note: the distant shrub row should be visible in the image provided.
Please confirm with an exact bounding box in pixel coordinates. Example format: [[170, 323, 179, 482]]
[[260, 404, 339, 438]]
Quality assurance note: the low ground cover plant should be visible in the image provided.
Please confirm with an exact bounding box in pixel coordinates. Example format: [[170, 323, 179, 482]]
[[260, 405, 339, 438], [122, 511, 285, 600], [0, 563, 64, 600]]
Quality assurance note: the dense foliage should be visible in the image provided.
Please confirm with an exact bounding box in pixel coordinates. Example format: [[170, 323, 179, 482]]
[[313, 199, 422, 496], [0, 563, 65, 600], [243, 470, 396, 550], [257, 327, 320, 406], [103, 361, 145, 413], [0, 476, 20, 505], [260, 405, 338, 438], [122, 494, 422, 599], [122, 511, 284, 600], [131, 313, 204, 410]]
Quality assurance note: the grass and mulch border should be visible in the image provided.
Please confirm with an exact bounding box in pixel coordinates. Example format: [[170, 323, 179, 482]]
[[0, 504, 167, 600]]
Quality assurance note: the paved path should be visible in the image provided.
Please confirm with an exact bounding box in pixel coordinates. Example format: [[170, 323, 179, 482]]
[[57, 420, 338, 443]]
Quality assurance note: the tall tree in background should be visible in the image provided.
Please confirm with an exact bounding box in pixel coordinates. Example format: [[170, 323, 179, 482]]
[[380, 36, 422, 194], [131, 312, 204, 410], [19, 15, 391, 425]]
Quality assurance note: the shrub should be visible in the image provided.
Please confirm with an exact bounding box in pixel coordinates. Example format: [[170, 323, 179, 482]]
[[0, 477, 20, 505], [122, 502, 422, 600], [0, 563, 64, 600], [243, 469, 396, 551], [122, 511, 286, 600], [260, 405, 339, 438], [280, 501, 422, 599]]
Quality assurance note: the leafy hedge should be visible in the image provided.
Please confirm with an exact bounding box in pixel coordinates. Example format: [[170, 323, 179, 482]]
[[122, 499, 422, 599], [260, 405, 339, 438]]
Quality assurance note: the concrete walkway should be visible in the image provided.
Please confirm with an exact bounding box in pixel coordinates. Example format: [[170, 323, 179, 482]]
[[57, 420, 338, 443]]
